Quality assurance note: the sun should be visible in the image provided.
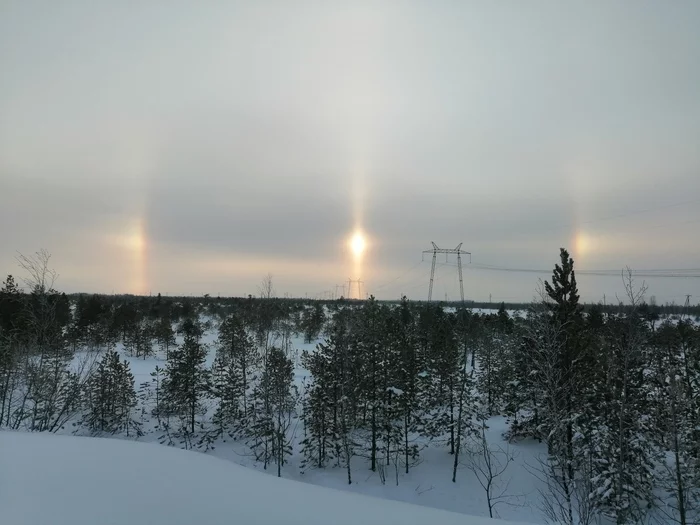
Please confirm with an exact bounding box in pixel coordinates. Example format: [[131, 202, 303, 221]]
[[350, 231, 366, 257]]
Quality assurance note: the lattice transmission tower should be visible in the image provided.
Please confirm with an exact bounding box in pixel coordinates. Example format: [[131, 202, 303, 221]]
[[422, 242, 471, 303], [347, 278, 364, 300]]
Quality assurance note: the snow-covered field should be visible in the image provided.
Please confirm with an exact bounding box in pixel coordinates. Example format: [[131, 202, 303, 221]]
[[59, 322, 550, 524], [0, 430, 529, 525], [11, 309, 696, 523]]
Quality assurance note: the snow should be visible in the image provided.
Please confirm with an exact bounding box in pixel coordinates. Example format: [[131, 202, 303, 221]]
[[62, 322, 548, 523], [0, 431, 529, 525]]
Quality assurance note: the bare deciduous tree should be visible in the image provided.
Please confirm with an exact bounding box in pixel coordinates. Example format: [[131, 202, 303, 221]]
[[528, 453, 597, 525], [9, 250, 99, 432], [466, 420, 520, 518], [258, 273, 275, 300]]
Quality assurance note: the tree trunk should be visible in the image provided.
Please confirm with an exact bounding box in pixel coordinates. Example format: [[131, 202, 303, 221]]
[[241, 354, 248, 419], [371, 405, 377, 471], [276, 405, 284, 478], [449, 393, 455, 455], [404, 412, 410, 474], [452, 395, 463, 482], [190, 386, 196, 434]]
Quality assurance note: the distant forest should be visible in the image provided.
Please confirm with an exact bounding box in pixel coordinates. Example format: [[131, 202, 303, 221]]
[[58, 292, 699, 320]]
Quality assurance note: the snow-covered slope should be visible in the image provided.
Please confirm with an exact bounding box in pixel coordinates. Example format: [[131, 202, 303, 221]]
[[0, 432, 524, 525]]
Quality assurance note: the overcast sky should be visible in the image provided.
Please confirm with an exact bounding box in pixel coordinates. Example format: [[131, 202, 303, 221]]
[[1, 1, 699, 303]]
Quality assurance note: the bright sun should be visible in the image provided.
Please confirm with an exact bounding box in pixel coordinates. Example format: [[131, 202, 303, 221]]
[[350, 232, 366, 256]]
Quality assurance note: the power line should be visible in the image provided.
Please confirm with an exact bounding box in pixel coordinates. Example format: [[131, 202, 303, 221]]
[[367, 250, 699, 303], [372, 260, 424, 292], [461, 262, 700, 278]]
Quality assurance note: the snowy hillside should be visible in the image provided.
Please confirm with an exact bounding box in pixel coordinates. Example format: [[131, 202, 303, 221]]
[[0, 431, 525, 525]]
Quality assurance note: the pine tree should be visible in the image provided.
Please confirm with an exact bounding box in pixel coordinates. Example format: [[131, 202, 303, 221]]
[[26, 353, 80, 432], [124, 318, 153, 359], [421, 305, 461, 454], [300, 305, 363, 482], [586, 275, 656, 524], [150, 364, 165, 425], [248, 346, 296, 474], [300, 340, 340, 470], [82, 350, 140, 436], [0, 275, 24, 427], [0, 275, 24, 335], [301, 302, 326, 343], [476, 314, 519, 418], [154, 315, 176, 359], [7, 253, 83, 432], [249, 381, 274, 468], [74, 294, 109, 351], [163, 319, 211, 434], [504, 307, 552, 442], [649, 321, 699, 525], [355, 297, 390, 471], [267, 347, 296, 477], [390, 297, 425, 475], [211, 314, 257, 437], [451, 348, 479, 482]]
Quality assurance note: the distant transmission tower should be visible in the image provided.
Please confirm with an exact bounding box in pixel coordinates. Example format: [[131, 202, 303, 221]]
[[347, 278, 364, 300], [422, 242, 471, 303], [683, 294, 692, 320], [335, 283, 347, 299]]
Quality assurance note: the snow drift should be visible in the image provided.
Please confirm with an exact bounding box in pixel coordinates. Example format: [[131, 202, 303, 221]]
[[0, 432, 524, 525]]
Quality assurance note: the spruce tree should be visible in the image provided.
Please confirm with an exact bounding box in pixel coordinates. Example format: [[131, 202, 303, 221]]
[[539, 249, 588, 522]]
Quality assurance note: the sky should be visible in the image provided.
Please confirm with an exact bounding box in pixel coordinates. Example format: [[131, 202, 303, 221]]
[[1, 1, 699, 303]]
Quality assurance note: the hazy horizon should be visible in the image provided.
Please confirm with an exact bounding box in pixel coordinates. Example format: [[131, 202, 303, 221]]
[[2, 1, 699, 303]]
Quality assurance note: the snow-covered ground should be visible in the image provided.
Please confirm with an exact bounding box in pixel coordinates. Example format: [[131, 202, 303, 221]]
[[0, 430, 530, 525], [11, 309, 695, 524], [63, 322, 548, 524]]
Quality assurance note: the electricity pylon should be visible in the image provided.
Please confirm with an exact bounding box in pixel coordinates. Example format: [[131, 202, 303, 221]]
[[422, 242, 471, 303], [347, 278, 364, 300], [682, 294, 692, 320]]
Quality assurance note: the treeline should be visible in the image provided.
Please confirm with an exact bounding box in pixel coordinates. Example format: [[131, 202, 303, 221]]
[[0, 255, 330, 476], [490, 251, 700, 525], [300, 255, 700, 525], [1, 249, 699, 524]]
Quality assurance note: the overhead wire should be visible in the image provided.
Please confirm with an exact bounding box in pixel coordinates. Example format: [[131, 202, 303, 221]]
[[444, 261, 700, 278], [371, 260, 424, 292]]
